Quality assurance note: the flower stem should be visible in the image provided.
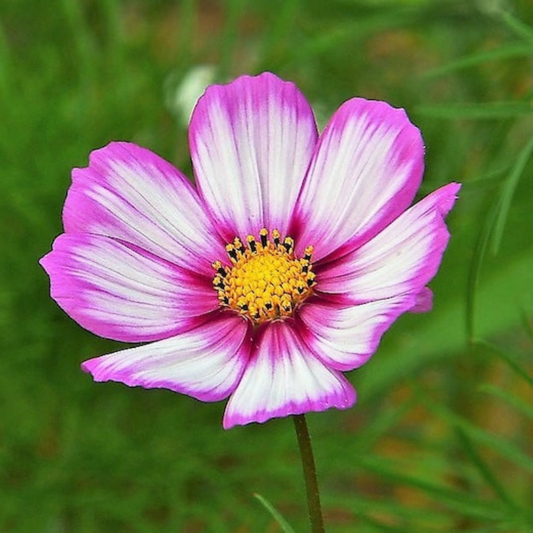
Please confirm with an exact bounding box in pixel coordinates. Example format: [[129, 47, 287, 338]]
[[293, 414, 326, 533]]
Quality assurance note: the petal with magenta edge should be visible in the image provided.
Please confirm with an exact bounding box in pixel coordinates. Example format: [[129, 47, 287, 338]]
[[223, 320, 355, 428], [40, 233, 217, 342], [82, 314, 252, 402], [190, 72, 318, 241]]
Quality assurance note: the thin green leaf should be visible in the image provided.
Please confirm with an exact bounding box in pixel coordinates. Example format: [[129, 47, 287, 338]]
[[466, 199, 499, 342], [454, 427, 517, 507], [454, 167, 505, 192], [474, 341, 533, 388], [356, 456, 507, 520], [499, 10, 533, 46], [424, 44, 533, 79], [175, 0, 198, 71], [357, 513, 416, 533], [296, 7, 417, 57], [416, 102, 533, 120], [481, 384, 533, 420], [253, 493, 297, 533], [491, 136, 533, 254], [425, 400, 533, 476]]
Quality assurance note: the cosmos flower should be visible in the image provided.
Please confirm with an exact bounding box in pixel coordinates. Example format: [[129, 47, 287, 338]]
[[40, 72, 459, 429]]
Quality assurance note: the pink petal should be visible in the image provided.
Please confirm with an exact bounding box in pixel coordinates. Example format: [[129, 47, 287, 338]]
[[291, 98, 424, 261], [223, 321, 356, 428], [63, 142, 225, 277], [82, 314, 252, 402], [40, 233, 217, 342], [189, 72, 318, 241], [297, 295, 417, 372], [317, 183, 461, 304], [410, 287, 434, 313]]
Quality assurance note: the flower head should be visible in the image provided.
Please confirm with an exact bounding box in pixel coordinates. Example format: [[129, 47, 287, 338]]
[[40, 72, 460, 428]]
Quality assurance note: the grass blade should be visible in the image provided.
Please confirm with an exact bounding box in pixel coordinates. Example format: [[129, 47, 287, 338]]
[[424, 44, 533, 78], [416, 102, 533, 120], [454, 427, 517, 508], [499, 10, 533, 46], [480, 384, 533, 421], [425, 399, 533, 476], [475, 341, 533, 388], [253, 493, 297, 533], [466, 198, 499, 341], [491, 136, 533, 254], [356, 456, 507, 520]]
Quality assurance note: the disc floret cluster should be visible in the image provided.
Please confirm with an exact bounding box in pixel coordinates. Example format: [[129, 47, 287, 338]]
[[213, 228, 316, 324]]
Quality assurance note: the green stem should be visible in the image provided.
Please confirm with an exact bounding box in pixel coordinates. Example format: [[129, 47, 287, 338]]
[[293, 414, 326, 533]]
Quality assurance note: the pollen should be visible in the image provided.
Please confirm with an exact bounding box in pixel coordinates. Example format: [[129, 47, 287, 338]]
[[212, 228, 316, 324]]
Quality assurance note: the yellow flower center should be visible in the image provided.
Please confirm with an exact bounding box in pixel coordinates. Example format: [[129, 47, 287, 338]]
[[212, 228, 316, 324]]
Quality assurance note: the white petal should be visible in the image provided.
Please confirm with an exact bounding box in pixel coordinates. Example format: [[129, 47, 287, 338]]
[[292, 98, 424, 261], [190, 72, 318, 241], [82, 314, 252, 402], [64, 142, 225, 276], [298, 295, 416, 371], [223, 321, 355, 428], [40, 233, 217, 342], [318, 183, 460, 303]]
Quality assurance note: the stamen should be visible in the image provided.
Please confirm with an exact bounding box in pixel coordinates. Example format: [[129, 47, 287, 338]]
[[283, 237, 294, 254], [260, 228, 268, 248], [272, 229, 281, 247], [247, 235, 257, 254], [212, 229, 316, 324], [226, 244, 237, 262], [234, 237, 246, 256], [212, 261, 227, 277]]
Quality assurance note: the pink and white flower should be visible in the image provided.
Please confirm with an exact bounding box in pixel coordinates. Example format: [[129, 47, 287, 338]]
[[40, 72, 459, 429]]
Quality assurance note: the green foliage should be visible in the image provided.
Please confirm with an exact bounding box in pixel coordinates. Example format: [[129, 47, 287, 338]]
[[254, 494, 298, 533], [1, 0, 533, 531]]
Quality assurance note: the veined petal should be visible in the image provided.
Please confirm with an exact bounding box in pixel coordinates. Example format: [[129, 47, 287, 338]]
[[63, 142, 225, 277], [317, 183, 460, 303], [189, 72, 318, 241], [298, 295, 416, 372], [82, 314, 252, 402], [40, 233, 217, 342], [292, 98, 424, 261], [223, 321, 355, 428]]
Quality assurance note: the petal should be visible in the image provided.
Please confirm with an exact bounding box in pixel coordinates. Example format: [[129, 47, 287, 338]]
[[189, 72, 318, 241], [317, 183, 460, 303], [63, 141, 225, 277], [82, 314, 252, 402], [291, 98, 424, 261], [298, 295, 417, 372], [40, 233, 217, 342], [223, 321, 355, 428], [410, 287, 433, 313]]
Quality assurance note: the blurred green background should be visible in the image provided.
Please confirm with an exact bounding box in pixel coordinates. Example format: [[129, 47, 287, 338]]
[[2, 0, 533, 531]]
